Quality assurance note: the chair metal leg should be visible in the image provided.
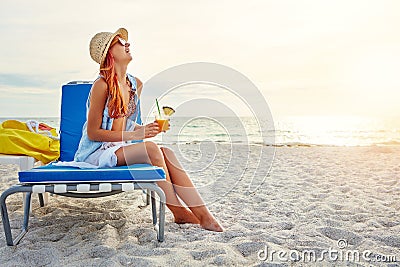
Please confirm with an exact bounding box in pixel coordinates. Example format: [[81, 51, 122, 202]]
[[23, 192, 32, 231], [0, 191, 13, 246], [151, 190, 157, 225], [38, 193, 45, 207], [0, 185, 32, 246], [146, 189, 151, 205], [137, 183, 166, 242], [150, 185, 165, 242], [16, 192, 32, 245], [158, 194, 166, 242]]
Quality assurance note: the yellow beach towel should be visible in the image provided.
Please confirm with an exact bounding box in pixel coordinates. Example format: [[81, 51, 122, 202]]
[[0, 120, 60, 164]]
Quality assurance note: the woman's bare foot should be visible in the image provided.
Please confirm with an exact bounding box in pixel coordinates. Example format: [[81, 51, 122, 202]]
[[200, 215, 224, 232], [172, 207, 200, 224]]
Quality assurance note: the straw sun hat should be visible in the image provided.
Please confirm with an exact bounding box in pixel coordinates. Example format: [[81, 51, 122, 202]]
[[89, 28, 128, 65]]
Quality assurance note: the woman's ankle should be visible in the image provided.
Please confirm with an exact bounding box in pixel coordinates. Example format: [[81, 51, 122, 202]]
[[168, 206, 200, 224]]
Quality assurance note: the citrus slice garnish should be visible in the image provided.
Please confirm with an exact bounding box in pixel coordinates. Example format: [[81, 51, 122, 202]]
[[162, 106, 175, 116]]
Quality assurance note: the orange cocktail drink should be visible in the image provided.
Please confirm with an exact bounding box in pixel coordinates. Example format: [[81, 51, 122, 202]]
[[155, 100, 174, 132], [156, 118, 169, 131]]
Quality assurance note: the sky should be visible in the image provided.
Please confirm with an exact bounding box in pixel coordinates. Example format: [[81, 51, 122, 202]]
[[0, 0, 399, 119]]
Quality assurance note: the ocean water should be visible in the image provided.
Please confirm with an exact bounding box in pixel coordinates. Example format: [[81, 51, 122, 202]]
[[1, 116, 399, 147]]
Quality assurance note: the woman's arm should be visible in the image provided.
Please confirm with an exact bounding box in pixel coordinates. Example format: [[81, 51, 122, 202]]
[[86, 78, 159, 142]]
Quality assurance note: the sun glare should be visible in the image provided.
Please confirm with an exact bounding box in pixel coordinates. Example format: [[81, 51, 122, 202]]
[[276, 115, 399, 146]]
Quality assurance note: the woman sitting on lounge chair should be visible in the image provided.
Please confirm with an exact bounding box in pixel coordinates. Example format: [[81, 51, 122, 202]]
[[74, 28, 223, 232]]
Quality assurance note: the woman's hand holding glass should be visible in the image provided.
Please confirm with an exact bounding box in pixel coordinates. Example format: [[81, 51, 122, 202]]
[[143, 122, 160, 138]]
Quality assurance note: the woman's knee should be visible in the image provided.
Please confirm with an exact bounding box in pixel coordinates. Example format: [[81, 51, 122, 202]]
[[160, 146, 173, 155], [144, 141, 164, 165], [161, 146, 180, 163]]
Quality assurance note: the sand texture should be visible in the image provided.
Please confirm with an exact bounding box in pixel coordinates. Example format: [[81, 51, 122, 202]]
[[0, 145, 399, 266]]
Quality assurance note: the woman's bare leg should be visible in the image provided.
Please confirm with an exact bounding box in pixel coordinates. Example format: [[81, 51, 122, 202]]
[[115, 142, 199, 224], [161, 147, 223, 232]]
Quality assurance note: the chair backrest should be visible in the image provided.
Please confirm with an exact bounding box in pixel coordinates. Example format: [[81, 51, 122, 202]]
[[59, 81, 92, 161], [59, 81, 143, 161]]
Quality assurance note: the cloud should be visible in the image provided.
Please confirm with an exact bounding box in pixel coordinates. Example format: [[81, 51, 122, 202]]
[[0, 73, 56, 88], [0, 86, 55, 95]]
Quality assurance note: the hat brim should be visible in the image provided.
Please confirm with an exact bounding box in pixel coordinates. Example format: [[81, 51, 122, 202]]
[[100, 28, 128, 66]]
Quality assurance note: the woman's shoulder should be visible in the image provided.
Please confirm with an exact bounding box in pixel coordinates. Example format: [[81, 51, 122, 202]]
[[91, 77, 108, 96], [93, 76, 107, 87]]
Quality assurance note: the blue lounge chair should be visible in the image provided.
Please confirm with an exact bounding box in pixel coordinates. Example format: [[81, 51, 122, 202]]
[[0, 81, 166, 246]]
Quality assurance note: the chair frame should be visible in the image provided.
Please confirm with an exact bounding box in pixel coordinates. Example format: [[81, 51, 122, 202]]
[[1, 182, 166, 245], [1, 80, 167, 246]]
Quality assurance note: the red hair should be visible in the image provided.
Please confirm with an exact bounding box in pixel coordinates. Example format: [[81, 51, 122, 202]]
[[100, 37, 127, 118]]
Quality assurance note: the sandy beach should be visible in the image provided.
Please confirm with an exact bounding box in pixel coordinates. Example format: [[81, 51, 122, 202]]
[[0, 144, 399, 266]]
